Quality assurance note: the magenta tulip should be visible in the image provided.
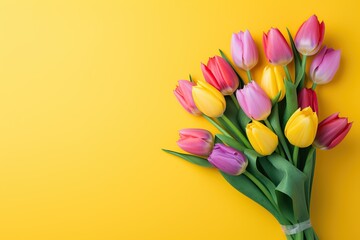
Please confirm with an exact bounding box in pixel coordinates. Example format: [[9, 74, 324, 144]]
[[231, 30, 259, 71], [298, 88, 318, 114], [314, 113, 352, 150], [208, 144, 248, 175], [201, 56, 239, 95], [236, 81, 272, 121], [174, 80, 201, 115], [310, 46, 341, 85], [177, 128, 214, 156], [263, 28, 293, 66], [295, 15, 325, 56]]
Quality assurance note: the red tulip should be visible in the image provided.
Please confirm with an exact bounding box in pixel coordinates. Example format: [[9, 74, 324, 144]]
[[263, 28, 293, 66], [298, 88, 318, 114]]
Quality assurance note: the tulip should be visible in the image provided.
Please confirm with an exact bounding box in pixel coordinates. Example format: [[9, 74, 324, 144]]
[[236, 81, 272, 121], [295, 15, 325, 56], [314, 113, 352, 150], [246, 121, 278, 156], [177, 128, 214, 156], [310, 46, 341, 85], [201, 56, 239, 95], [192, 80, 226, 118], [263, 28, 293, 66], [208, 143, 248, 175], [231, 30, 259, 71], [260, 65, 286, 101], [285, 107, 318, 148], [298, 88, 318, 114], [174, 80, 201, 115]]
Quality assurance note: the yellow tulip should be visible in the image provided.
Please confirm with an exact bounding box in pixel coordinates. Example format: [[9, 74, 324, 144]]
[[260, 65, 286, 101], [285, 107, 318, 148], [246, 121, 278, 156], [192, 80, 226, 118]]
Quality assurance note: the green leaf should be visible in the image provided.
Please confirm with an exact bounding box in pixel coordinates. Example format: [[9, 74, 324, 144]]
[[271, 92, 281, 106], [267, 153, 310, 223], [215, 134, 246, 152], [162, 149, 213, 167], [219, 49, 244, 88], [303, 147, 316, 210], [283, 80, 298, 125], [286, 28, 303, 87], [237, 106, 251, 129], [189, 74, 193, 82]]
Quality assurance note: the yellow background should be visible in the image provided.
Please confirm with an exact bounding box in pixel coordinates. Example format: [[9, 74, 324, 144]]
[[0, 0, 359, 239]]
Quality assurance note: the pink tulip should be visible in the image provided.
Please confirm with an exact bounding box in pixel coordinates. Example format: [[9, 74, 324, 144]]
[[177, 128, 214, 156], [174, 80, 201, 115], [314, 113, 352, 150], [236, 81, 272, 121], [263, 28, 293, 66], [201, 56, 239, 95], [295, 15, 325, 56], [208, 143, 248, 175], [310, 46, 341, 85], [298, 88, 318, 114], [231, 30, 259, 71]]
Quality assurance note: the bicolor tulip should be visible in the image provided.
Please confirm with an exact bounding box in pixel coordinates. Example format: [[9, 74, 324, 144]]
[[192, 80, 226, 118], [298, 88, 318, 114], [263, 28, 293, 66], [310, 46, 341, 85], [177, 128, 214, 156], [246, 121, 278, 156], [285, 107, 318, 148], [174, 80, 201, 115], [236, 81, 272, 121], [260, 65, 286, 101], [314, 113, 352, 150], [201, 56, 239, 95], [231, 30, 259, 71], [295, 15, 325, 56], [208, 143, 248, 176]]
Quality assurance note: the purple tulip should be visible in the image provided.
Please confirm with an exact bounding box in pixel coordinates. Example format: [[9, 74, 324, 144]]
[[177, 129, 214, 156], [231, 30, 259, 71], [263, 28, 293, 66], [208, 144, 248, 175], [314, 113, 352, 150], [298, 88, 319, 114], [236, 81, 272, 121], [310, 46, 341, 85], [295, 15, 325, 56], [201, 56, 239, 95], [174, 80, 201, 115]]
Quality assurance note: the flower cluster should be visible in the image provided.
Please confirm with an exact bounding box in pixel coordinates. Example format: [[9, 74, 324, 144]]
[[164, 15, 352, 239]]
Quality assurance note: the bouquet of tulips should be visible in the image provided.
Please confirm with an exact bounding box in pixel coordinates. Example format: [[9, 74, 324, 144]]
[[163, 15, 352, 240]]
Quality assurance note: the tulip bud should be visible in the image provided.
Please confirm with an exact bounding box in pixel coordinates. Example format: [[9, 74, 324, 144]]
[[231, 30, 259, 71], [260, 65, 286, 101], [263, 28, 293, 66], [174, 80, 201, 115], [201, 56, 239, 95], [295, 15, 325, 56], [298, 88, 318, 114], [192, 80, 226, 118], [310, 46, 341, 85], [285, 107, 318, 148], [236, 81, 272, 121], [314, 113, 352, 150], [246, 121, 278, 156], [177, 128, 214, 156], [208, 143, 248, 175]]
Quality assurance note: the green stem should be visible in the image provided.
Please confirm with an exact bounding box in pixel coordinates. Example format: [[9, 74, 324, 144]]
[[293, 146, 299, 167], [299, 55, 307, 89], [264, 119, 285, 158], [219, 115, 252, 149], [264, 119, 292, 161], [311, 83, 317, 90], [246, 70, 252, 82], [230, 94, 240, 110], [284, 65, 292, 82], [203, 115, 232, 138]]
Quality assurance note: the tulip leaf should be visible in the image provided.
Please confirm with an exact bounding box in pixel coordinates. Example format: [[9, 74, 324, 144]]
[[267, 153, 310, 223], [303, 147, 316, 209], [162, 149, 213, 167], [219, 49, 245, 88], [189, 74, 193, 82], [237, 106, 251, 129], [286, 28, 303, 87], [215, 134, 246, 152], [283, 80, 298, 125], [220, 171, 283, 223]]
